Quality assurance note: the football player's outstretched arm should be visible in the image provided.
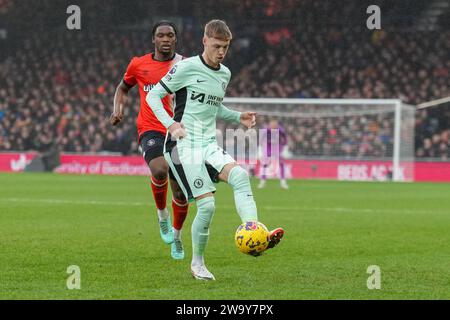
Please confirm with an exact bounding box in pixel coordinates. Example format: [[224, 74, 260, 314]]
[[110, 80, 132, 126], [239, 111, 257, 128], [111, 57, 138, 126], [217, 104, 241, 123], [147, 61, 190, 139], [146, 83, 187, 139], [217, 104, 256, 128]]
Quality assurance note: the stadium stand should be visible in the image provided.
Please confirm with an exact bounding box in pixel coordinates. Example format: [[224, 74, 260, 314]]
[[0, 0, 449, 159]]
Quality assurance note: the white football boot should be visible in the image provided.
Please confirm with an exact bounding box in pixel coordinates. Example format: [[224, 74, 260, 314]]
[[280, 179, 289, 189], [191, 264, 216, 281]]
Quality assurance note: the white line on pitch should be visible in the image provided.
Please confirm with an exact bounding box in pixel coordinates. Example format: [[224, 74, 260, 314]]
[[0, 198, 144, 207], [0, 197, 442, 215]]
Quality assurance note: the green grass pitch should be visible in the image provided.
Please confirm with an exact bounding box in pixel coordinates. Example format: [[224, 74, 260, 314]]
[[1, 172, 450, 299]]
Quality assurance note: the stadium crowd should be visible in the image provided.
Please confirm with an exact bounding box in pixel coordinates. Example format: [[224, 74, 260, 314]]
[[0, 0, 449, 159]]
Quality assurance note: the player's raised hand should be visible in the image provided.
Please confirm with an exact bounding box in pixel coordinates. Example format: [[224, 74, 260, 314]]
[[109, 112, 123, 126], [240, 112, 257, 128], [169, 122, 187, 140]]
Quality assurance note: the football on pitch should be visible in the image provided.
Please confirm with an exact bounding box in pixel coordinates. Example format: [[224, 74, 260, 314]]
[[235, 221, 270, 256]]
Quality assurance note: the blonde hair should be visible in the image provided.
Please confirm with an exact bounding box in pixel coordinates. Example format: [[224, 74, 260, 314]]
[[204, 19, 232, 41]]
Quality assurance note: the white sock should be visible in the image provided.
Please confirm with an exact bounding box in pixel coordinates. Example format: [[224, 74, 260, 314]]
[[157, 208, 169, 221], [191, 254, 204, 267], [174, 228, 182, 240]]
